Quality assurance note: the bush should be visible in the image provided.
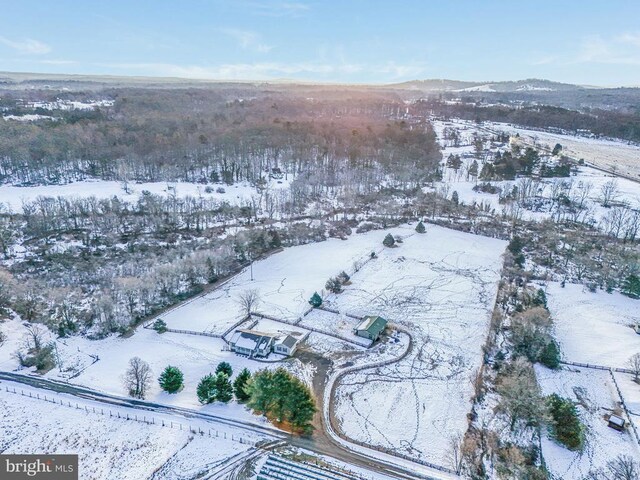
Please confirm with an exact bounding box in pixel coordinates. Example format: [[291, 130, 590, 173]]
[[325, 277, 342, 294], [204, 185, 214, 193], [337, 271, 350, 284], [215, 361, 233, 378], [308, 292, 322, 307], [152, 318, 167, 333], [532, 288, 547, 309], [546, 394, 584, 451], [383, 233, 395, 247], [415, 221, 426, 233], [621, 274, 640, 299], [158, 366, 184, 393], [216, 187, 226, 194], [538, 340, 561, 369]]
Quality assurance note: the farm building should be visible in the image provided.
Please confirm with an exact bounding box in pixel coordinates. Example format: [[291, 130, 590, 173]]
[[354, 315, 387, 341], [607, 414, 626, 432], [229, 330, 276, 358]]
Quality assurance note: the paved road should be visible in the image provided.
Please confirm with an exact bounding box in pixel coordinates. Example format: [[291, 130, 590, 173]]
[[0, 371, 442, 480]]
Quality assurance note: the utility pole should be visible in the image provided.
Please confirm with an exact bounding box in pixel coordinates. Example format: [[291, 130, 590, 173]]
[[250, 260, 254, 281]]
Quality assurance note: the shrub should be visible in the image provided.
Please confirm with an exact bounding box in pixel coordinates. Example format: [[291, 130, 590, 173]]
[[152, 318, 167, 333], [383, 233, 395, 247], [621, 274, 640, 299], [546, 394, 584, 451], [158, 366, 184, 393], [415, 221, 426, 233], [337, 271, 350, 284], [325, 277, 342, 294], [216, 187, 226, 194]]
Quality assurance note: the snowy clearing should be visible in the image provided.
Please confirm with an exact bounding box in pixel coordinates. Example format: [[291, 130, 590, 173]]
[[535, 365, 640, 480], [546, 282, 640, 369], [332, 225, 506, 467]]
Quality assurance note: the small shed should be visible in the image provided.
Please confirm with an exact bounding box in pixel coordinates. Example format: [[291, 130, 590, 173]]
[[608, 414, 626, 432], [354, 315, 387, 341]]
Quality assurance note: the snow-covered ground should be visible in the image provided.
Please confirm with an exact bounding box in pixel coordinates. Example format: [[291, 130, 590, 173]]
[[432, 119, 640, 231], [535, 365, 640, 479], [546, 282, 640, 369], [161, 227, 405, 333], [0, 381, 259, 480], [0, 178, 291, 211], [331, 225, 506, 467]]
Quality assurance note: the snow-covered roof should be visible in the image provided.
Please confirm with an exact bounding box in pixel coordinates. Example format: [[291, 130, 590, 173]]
[[609, 415, 625, 427], [235, 335, 259, 351], [355, 315, 387, 335], [275, 335, 298, 349]]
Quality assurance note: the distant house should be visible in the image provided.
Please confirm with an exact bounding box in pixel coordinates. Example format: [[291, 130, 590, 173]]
[[273, 335, 299, 356], [229, 330, 276, 358], [354, 315, 387, 341], [608, 414, 626, 432]]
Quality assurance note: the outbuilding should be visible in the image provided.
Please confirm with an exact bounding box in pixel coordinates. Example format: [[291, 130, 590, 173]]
[[608, 414, 626, 432], [354, 315, 387, 341], [273, 335, 299, 356]]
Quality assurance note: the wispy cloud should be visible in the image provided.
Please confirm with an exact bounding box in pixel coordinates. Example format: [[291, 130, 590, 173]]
[[576, 32, 640, 65], [0, 36, 51, 55], [243, 1, 310, 17], [219, 28, 273, 53], [96, 60, 426, 82]]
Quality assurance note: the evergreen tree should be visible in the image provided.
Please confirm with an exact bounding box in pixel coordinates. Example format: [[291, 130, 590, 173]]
[[415, 221, 426, 234], [383, 233, 395, 247], [153, 318, 167, 333], [215, 361, 233, 377], [247, 368, 316, 434], [451, 190, 459, 206], [233, 368, 251, 402], [308, 292, 323, 307], [538, 340, 561, 369], [547, 394, 584, 450], [552, 143, 563, 156], [158, 365, 184, 393], [621, 274, 640, 299], [533, 288, 547, 309], [197, 373, 216, 404], [215, 372, 233, 403]]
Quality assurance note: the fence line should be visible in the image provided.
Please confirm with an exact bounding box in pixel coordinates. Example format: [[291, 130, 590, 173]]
[[608, 369, 640, 448], [2, 385, 256, 447], [251, 312, 371, 348], [560, 360, 634, 375]]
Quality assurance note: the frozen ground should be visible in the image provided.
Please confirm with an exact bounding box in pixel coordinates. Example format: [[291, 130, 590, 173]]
[[300, 309, 372, 347], [161, 227, 407, 333], [0, 382, 257, 480], [535, 365, 640, 479], [332, 225, 506, 467], [546, 282, 640, 369], [0, 177, 290, 211]]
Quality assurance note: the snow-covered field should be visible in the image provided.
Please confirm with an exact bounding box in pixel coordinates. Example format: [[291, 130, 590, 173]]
[[332, 225, 506, 467], [546, 282, 640, 369], [535, 365, 640, 479], [0, 382, 258, 480], [0, 178, 291, 211], [161, 227, 404, 333]]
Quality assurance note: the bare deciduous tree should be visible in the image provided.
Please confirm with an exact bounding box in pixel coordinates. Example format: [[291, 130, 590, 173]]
[[629, 353, 640, 383], [124, 357, 152, 399], [585, 455, 640, 480], [236, 289, 261, 317], [600, 179, 619, 208]]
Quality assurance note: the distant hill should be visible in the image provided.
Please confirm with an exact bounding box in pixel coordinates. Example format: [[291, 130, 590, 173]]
[[390, 78, 583, 93]]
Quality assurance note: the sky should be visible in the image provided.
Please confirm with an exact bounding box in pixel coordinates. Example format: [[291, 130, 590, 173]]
[[1, 0, 639, 86]]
